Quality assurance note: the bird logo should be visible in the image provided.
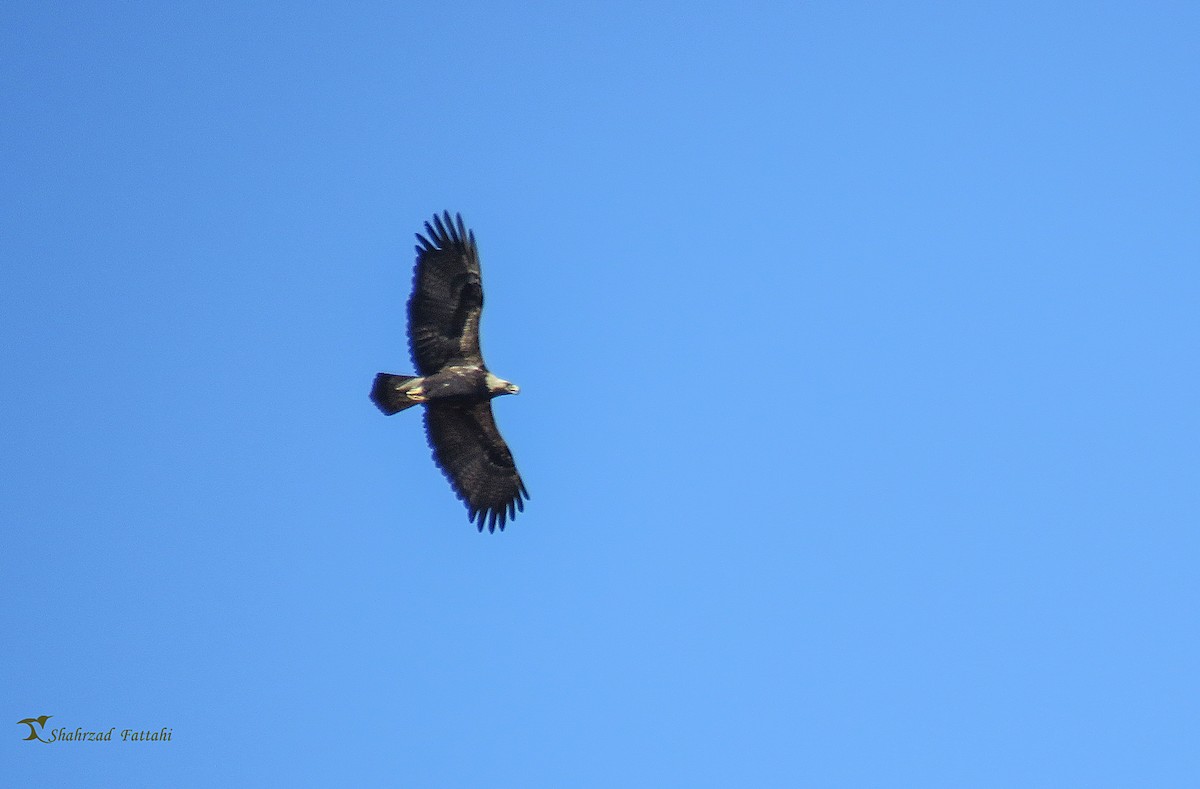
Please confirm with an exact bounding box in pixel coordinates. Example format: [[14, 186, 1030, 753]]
[[17, 715, 52, 742]]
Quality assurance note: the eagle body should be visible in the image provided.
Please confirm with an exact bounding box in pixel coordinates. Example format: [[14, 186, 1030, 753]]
[[372, 367, 516, 411], [371, 212, 528, 532]]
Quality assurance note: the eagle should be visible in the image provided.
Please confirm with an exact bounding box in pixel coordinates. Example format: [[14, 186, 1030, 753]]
[[370, 211, 529, 532]]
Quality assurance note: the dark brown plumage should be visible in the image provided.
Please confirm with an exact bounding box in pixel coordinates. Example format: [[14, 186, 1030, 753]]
[[371, 212, 528, 532]]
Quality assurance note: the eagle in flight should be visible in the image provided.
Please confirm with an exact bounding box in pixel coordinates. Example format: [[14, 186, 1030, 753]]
[[371, 211, 529, 532]]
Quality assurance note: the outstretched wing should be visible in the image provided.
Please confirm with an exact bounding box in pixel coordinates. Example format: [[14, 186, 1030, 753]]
[[408, 211, 485, 375], [424, 402, 529, 532]]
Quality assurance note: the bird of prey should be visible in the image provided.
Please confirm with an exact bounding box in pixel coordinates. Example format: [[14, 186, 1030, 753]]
[[370, 211, 529, 532]]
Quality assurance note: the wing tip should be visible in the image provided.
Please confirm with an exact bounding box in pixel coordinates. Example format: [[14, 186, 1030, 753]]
[[416, 211, 475, 254], [467, 497, 525, 533]]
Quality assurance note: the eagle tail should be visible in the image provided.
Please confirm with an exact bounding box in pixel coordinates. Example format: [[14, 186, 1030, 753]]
[[370, 373, 423, 415]]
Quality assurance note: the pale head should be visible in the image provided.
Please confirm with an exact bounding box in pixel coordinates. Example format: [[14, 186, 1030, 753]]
[[485, 372, 520, 396]]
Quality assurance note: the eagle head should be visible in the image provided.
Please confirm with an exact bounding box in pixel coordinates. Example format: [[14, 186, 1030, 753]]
[[485, 372, 520, 397]]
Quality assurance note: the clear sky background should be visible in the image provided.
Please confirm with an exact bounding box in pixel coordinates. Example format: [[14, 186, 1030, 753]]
[[3, 2, 1197, 786]]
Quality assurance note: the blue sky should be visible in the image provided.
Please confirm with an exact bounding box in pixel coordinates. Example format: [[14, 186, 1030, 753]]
[[3, 2, 1197, 786]]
